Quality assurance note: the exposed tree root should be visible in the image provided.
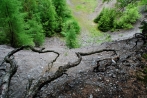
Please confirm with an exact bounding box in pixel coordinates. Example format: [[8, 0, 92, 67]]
[[24, 53, 82, 98], [93, 55, 119, 72], [0, 46, 119, 98], [78, 49, 117, 56], [0, 45, 59, 98]]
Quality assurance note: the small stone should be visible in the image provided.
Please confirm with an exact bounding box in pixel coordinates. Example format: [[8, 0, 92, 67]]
[[89, 94, 93, 98], [112, 74, 116, 78], [109, 73, 112, 77], [105, 79, 109, 82]]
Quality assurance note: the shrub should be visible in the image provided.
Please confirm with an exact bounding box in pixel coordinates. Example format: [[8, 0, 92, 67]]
[[94, 9, 104, 23], [17, 33, 34, 47], [114, 4, 140, 29], [65, 25, 80, 48], [94, 3, 140, 31], [97, 8, 116, 32], [61, 18, 80, 36]]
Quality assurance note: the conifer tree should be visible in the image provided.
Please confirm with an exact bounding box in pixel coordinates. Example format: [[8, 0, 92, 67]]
[[39, 0, 58, 36], [52, 0, 72, 32], [0, 0, 34, 47], [66, 25, 79, 48], [52, 0, 71, 19], [23, 0, 45, 46]]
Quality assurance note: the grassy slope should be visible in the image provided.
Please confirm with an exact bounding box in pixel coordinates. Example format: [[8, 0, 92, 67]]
[[67, 0, 111, 47]]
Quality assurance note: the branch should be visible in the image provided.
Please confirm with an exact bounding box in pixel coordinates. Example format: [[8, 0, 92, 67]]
[[24, 49, 118, 97], [1, 46, 118, 98], [0, 45, 59, 98], [78, 49, 117, 56], [1, 55, 18, 98], [24, 52, 82, 98]]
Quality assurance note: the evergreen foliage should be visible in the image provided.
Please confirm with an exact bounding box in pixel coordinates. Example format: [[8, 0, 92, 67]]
[[115, 0, 138, 10], [0, 0, 34, 47], [94, 8, 116, 32], [52, 0, 73, 33], [103, 0, 138, 9], [0, 30, 7, 44], [61, 19, 80, 36], [52, 0, 71, 20], [23, 0, 45, 46], [66, 25, 80, 48], [39, 0, 58, 37], [0, 0, 80, 48], [52, 0, 80, 48]]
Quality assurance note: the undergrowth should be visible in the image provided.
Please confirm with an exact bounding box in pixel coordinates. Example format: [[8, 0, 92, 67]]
[[94, 2, 141, 32]]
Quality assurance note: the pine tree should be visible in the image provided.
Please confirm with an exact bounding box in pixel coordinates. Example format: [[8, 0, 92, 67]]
[[39, 0, 58, 36], [52, 0, 71, 19], [22, 0, 45, 46], [0, 0, 34, 47], [66, 25, 79, 48], [52, 0, 72, 32]]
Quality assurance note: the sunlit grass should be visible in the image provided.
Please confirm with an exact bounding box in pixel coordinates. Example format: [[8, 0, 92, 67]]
[[68, 0, 112, 46], [71, 0, 98, 13]]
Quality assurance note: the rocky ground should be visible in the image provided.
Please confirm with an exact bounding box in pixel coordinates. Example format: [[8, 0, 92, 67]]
[[0, 37, 147, 98], [1, 0, 147, 98], [36, 38, 147, 98]]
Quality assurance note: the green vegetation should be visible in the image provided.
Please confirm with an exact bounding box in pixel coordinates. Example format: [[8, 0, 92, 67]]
[[0, 0, 80, 48], [95, 0, 141, 32], [0, 0, 34, 47], [39, 0, 58, 37], [71, 0, 97, 13], [65, 25, 80, 48], [94, 8, 116, 32], [70, 0, 109, 46]]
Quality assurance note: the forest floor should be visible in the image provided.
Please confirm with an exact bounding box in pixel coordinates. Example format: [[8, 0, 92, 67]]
[[0, 0, 147, 98]]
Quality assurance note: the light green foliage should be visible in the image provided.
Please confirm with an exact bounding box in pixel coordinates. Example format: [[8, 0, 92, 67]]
[[52, 0, 80, 48], [94, 2, 140, 32], [66, 25, 80, 49], [115, 0, 138, 9], [95, 8, 116, 32], [115, 4, 140, 29], [103, 0, 138, 9], [74, 0, 97, 13], [17, 33, 34, 46], [61, 19, 80, 36], [25, 18, 44, 47], [52, 0, 71, 19]]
